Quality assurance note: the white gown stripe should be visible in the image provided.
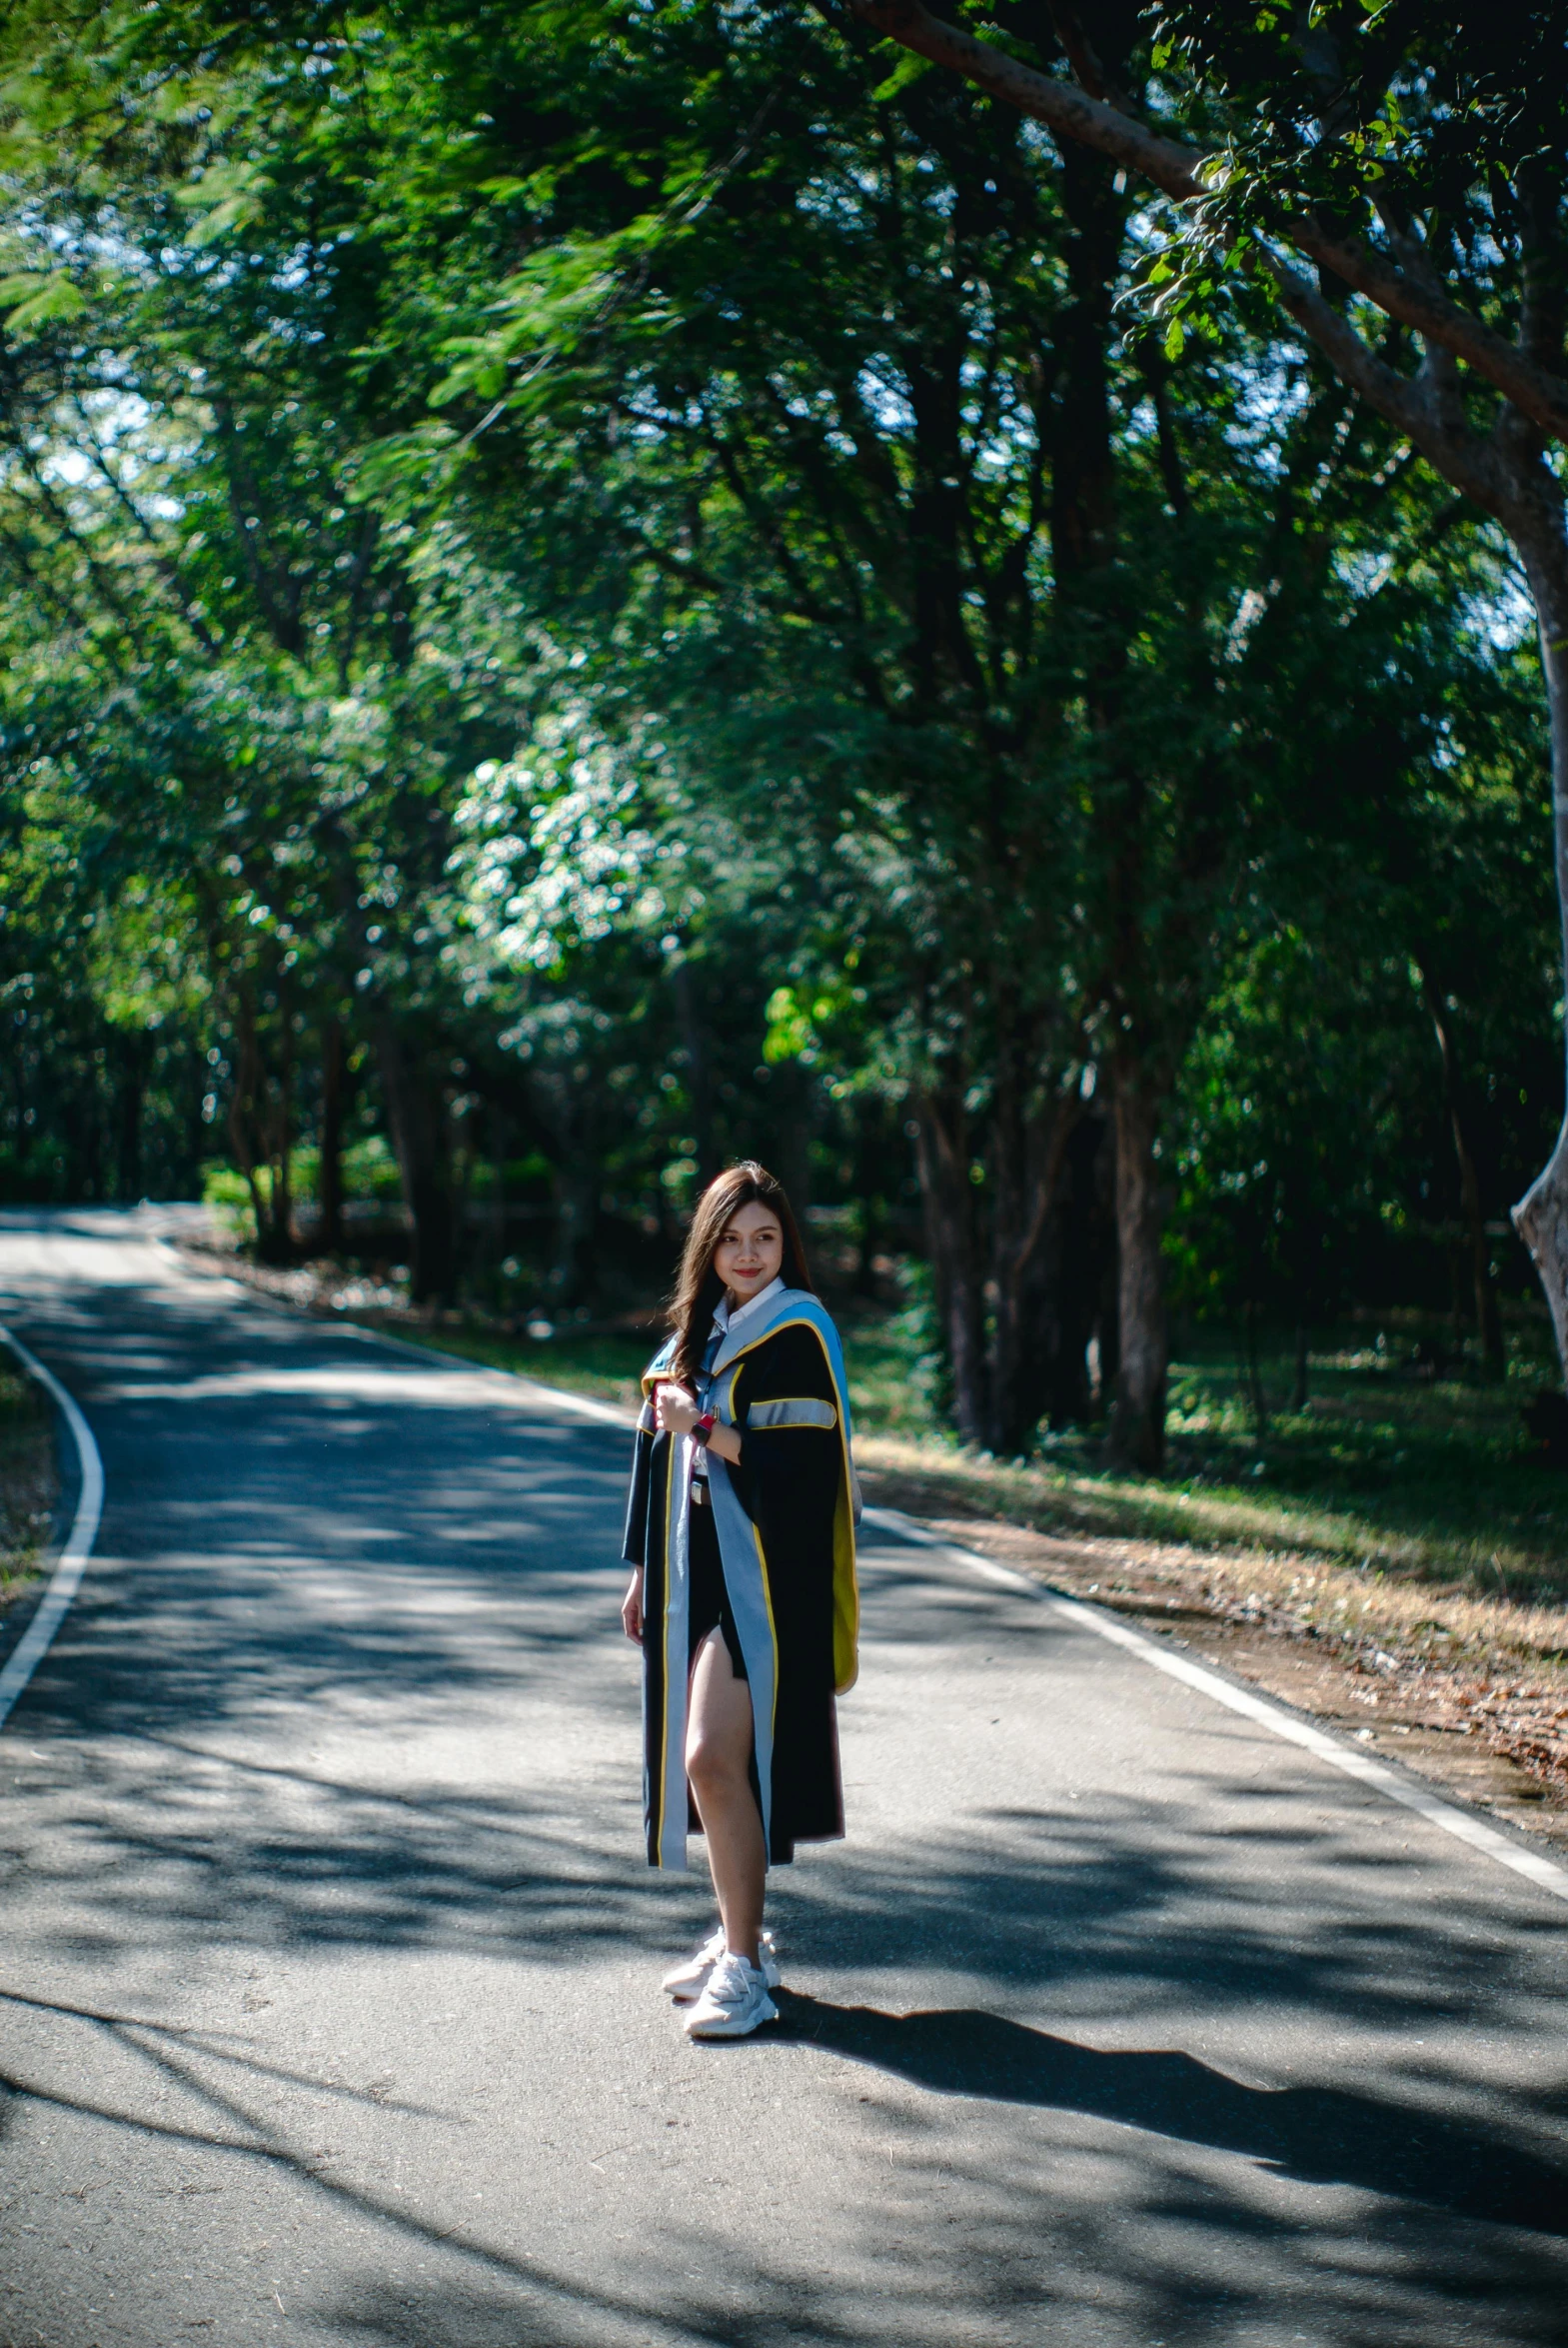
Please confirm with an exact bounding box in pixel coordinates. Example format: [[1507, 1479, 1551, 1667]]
[[659, 1437, 693, 1870], [745, 1395, 838, 1430]]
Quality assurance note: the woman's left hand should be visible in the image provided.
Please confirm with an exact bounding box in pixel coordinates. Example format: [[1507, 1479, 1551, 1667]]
[[654, 1381, 701, 1436]]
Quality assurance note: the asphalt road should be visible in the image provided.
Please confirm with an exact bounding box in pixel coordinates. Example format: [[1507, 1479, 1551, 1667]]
[[0, 1207, 1565, 2348]]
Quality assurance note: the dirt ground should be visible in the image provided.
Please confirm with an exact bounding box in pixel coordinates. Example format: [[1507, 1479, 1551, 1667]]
[[858, 1463, 1568, 1854], [170, 1236, 1568, 1858], [0, 1362, 59, 1630]]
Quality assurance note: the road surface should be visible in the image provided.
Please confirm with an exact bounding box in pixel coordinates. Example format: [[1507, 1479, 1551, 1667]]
[[0, 1207, 1564, 2348]]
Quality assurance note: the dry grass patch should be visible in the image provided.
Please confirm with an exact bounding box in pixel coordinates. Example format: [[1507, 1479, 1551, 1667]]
[[858, 1433, 1568, 1825], [855, 1432, 1568, 1667], [0, 1363, 57, 1621]]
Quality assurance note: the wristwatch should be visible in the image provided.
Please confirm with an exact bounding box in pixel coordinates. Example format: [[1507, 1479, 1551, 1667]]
[[692, 1411, 717, 1447]]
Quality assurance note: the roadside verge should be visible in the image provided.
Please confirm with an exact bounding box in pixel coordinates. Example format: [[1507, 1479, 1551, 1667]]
[[0, 1327, 104, 1732], [155, 1232, 1568, 1907]]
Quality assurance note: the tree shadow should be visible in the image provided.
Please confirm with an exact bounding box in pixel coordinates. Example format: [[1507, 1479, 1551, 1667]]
[[5, 1234, 1568, 2343], [774, 1993, 1568, 2238]]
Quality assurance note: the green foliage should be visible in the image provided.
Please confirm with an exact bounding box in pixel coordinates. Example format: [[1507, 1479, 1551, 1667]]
[[0, 0, 1557, 1464], [1138, 0, 1568, 377]]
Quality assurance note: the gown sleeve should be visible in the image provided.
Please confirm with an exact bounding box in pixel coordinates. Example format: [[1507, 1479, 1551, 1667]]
[[726, 1323, 842, 1536]]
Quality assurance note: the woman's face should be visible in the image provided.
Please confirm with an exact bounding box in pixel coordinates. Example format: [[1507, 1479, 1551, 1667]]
[[713, 1198, 784, 1304]]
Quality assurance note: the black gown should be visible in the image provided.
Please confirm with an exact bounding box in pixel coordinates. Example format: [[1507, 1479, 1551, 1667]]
[[621, 1289, 858, 1868]]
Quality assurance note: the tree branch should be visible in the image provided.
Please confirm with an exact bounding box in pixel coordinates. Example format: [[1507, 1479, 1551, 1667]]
[[845, 0, 1202, 199], [1287, 216, 1568, 442], [1259, 252, 1500, 509], [69, 406, 222, 657], [841, 0, 1568, 444]]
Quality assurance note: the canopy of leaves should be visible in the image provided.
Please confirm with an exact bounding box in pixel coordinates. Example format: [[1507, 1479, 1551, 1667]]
[[0, 0, 1555, 1424]]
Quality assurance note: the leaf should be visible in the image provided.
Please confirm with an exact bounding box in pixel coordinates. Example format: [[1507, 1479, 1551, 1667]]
[[428, 357, 509, 407], [1163, 316, 1186, 361], [174, 161, 272, 248], [0, 274, 86, 335], [351, 424, 460, 496], [870, 49, 933, 103]]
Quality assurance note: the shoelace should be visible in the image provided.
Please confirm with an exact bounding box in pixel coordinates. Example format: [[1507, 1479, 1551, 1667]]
[[704, 1953, 757, 2002]]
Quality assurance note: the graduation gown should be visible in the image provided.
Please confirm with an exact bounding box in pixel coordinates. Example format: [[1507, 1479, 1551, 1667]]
[[621, 1287, 859, 1869]]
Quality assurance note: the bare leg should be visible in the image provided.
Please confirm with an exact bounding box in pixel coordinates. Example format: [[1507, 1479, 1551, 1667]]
[[686, 1629, 765, 1966]]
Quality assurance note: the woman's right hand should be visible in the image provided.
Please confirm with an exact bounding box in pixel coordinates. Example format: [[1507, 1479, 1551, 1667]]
[[622, 1566, 646, 1645], [653, 1380, 700, 1436]]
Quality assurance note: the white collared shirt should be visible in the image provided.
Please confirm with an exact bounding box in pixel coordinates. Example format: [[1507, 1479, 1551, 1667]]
[[711, 1273, 785, 1341], [693, 1277, 786, 1489]]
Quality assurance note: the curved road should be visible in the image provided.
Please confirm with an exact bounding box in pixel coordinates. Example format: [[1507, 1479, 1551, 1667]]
[[0, 1208, 1564, 2348]]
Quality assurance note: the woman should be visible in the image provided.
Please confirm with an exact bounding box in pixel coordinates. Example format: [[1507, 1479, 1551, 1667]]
[[621, 1162, 858, 2039]]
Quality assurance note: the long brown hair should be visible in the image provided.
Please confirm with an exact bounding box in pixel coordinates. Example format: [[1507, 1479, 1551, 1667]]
[[669, 1161, 813, 1387]]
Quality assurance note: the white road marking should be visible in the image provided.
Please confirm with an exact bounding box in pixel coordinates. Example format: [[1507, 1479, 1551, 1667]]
[[331, 1286, 1568, 1915], [0, 1325, 105, 1732], [66, 1229, 1568, 1909], [862, 1503, 1568, 1908], [148, 1231, 637, 1429]]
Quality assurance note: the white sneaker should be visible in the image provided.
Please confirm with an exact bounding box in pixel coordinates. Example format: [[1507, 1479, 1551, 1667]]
[[663, 1927, 780, 2004], [684, 1950, 780, 2039]]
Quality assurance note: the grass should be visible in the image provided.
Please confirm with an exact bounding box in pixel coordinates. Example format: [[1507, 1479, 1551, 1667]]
[[383, 1299, 1568, 1614], [1109, 1324, 1565, 1606], [205, 1255, 1568, 1785], [0, 1364, 57, 1618], [367, 1318, 654, 1407], [367, 1296, 943, 1423]]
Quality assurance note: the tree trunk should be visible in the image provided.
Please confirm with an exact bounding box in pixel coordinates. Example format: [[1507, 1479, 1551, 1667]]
[[982, 1030, 1030, 1455], [265, 1038, 294, 1265], [770, 1062, 816, 1232], [115, 1032, 146, 1202], [911, 1086, 986, 1443], [1510, 525, 1568, 1375], [671, 956, 716, 1183], [984, 1078, 1085, 1453], [226, 991, 281, 1258], [853, 1096, 888, 1297], [406, 1157, 457, 1303], [319, 1013, 346, 1255], [1239, 1300, 1269, 1437], [552, 1161, 597, 1307], [372, 1018, 455, 1304], [1417, 962, 1505, 1371], [1038, 1108, 1115, 1427], [1291, 1322, 1309, 1412], [1107, 1059, 1166, 1472]]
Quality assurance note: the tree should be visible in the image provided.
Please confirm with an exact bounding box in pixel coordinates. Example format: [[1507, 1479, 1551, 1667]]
[[0, 7, 552, 1292], [0, 0, 1555, 1465], [306, 0, 1456, 1460], [1170, 612, 1559, 1383], [845, 0, 1568, 1383]]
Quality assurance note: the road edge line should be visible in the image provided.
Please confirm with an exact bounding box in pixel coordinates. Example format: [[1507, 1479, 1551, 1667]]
[[0, 1325, 105, 1732], [147, 1231, 639, 1429], [335, 1321, 636, 1425], [136, 1240, 1568, 1909], [862, 1502, 1568, 1910]]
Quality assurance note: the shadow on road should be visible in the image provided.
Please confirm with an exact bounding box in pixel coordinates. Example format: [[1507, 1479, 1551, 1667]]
[[5, 1978, 1565, 2348], [774, 1992, 1568, 2236], [5, 1234, 1568, 2345]]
